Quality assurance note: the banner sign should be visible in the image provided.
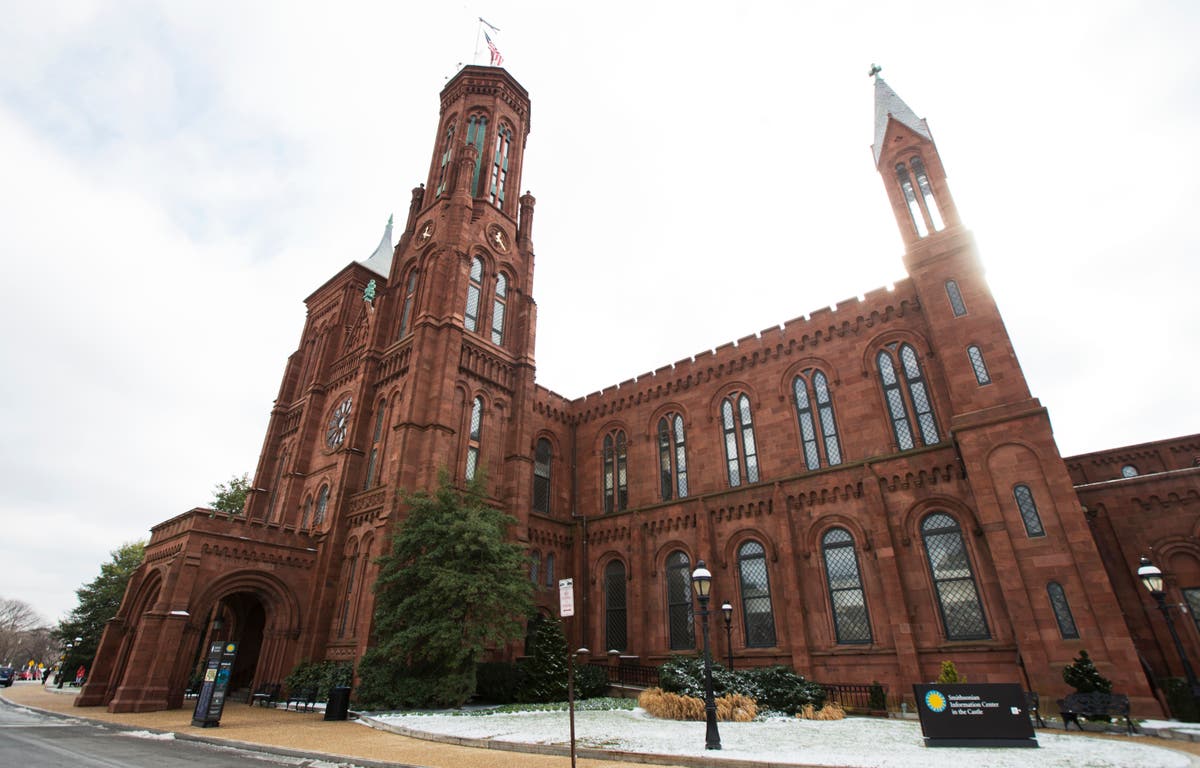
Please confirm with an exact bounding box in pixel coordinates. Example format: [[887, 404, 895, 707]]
[[913, 683, 1037, 748], [559, 578, 575, 617], [191, 641, 238, 728]]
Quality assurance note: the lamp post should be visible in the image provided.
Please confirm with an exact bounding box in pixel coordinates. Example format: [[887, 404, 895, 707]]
[[55, 642, 72, 689], [691, 560, 721, 750], [721, 602, 734, 670], [1138, 556, 1200, 697]]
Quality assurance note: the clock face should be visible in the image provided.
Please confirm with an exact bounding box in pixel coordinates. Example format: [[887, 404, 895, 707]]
[[325, 397, 353, 449]]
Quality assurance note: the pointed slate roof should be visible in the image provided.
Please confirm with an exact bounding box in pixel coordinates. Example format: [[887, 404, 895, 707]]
[[872, 77, 932, 165], [360, 215, 394, 277]]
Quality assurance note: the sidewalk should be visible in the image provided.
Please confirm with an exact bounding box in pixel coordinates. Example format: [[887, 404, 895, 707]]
[[1, 682, 689, 768]]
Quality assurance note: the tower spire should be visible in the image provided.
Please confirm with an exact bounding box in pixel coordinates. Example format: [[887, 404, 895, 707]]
[[360, 215, 395, 277]]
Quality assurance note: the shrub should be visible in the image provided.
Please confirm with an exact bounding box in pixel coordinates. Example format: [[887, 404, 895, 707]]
[[476, 661, 523, 704], [284, 659, 354, 696], [657, 658, 826, 716], [798, 701, 846, 720], [936, 661, 966, 684], [867, 681, 887, 711], [1062, 650, 1113, 694], [516, 616, 569, 703], [1162, 678, 1200, 722], [573, 662, 610, 699], [637, 688, 757, 721]]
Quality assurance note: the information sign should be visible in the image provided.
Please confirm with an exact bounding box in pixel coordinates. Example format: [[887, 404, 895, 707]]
[[191, 640, 238, 728], [559, 578, 574, 617], [913, 683, 1037, 748]]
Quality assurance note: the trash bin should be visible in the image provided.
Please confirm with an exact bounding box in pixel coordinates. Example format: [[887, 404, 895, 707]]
[[324, 686, 351, 721]]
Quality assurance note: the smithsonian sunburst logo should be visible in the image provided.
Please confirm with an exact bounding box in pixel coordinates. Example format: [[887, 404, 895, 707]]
[[924, 689, 948, 713]]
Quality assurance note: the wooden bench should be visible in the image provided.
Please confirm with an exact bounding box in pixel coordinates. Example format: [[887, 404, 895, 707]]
[[250, 682, 281, 707], [284, 686, 318, 711], [1056, 692, 1135, 734]]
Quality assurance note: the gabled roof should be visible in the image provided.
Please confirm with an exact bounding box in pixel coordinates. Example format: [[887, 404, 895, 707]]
[[872, 76, 932, 165], [360, 215, 394, 277]]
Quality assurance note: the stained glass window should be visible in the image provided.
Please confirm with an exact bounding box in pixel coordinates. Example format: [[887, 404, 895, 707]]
[[822, 528, 872, 644], [921, 513, 989, 640], [1047, 582, 1079, 639], [666, 551, 695, 650], [1013, 484, 1045, 537], [738, 541, 777, 647]]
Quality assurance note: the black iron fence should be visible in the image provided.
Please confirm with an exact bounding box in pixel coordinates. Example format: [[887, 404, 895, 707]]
[[589, 661, 660, 688], [822, 681, 887, 711]]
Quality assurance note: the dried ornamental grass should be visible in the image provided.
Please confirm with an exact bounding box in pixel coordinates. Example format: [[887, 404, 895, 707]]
[[797, 701, 846, 720], [637, 688, 758, 722]]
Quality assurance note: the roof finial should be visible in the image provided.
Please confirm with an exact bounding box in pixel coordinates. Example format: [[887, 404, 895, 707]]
[[868, 63, 882, 78]]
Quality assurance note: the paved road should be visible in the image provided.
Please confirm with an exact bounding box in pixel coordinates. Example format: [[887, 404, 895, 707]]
[[0, 698, 328, 768]]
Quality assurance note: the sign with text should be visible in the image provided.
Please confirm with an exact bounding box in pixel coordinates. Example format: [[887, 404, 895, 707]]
[[559, 578, 574, 617], [913, 683, 1037, 748], [191, 641, 238, 728]]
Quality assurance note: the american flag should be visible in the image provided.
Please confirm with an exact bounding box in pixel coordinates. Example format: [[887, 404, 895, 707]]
[[484, 32, 503, 66]]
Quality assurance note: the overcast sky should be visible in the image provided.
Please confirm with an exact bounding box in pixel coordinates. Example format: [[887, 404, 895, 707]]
[[2, 1, 1198, 629]]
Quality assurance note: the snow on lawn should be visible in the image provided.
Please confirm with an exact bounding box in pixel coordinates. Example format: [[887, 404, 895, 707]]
[[373, 708, 1192, 768]]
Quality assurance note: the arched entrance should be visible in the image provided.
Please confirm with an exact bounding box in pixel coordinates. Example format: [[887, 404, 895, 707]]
[[194, 593, 268, 699]]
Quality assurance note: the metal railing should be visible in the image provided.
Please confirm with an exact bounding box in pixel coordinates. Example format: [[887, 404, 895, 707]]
[[590, 662, 660, 688], [822, 682, 887, 711]]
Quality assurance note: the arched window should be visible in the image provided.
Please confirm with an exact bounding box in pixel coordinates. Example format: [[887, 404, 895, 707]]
[[895, 161, 929, 238], [490, 273, 507, 345], [466, 114, 488, 195], [338, 541, 359, 638], [299, 496, 312, 531], [1120, 464, 1139, 478], [529, 550, 540, 585], [721, 392, 760, 487], [945, 279, 967, 317], [1013, 484, 1045, 537], [464, 256, 483, 332], [921, 513, 989, 640], [605, 560, 628, 652], [314, 485, 330, 526], [878, 344, 940, 451], [602, 430, 628, 513], [398, 270, 418, 338], [657, 413, 688, 501], [1047, 582, 1079, 639], [533, 438, 552, 514], [967, 345, 991, 385], [821, 528, 872, 644], [435, 122, 455, 196], [465, 396, 483, 481], [489, 125, 512, 205], [737, 541, 777, 647], [666, 551, 695, 650], [364, 399, 386, 490], [545, 553, 555, 588], [910, 157, 944, 231], [793, 370, 842, 469]]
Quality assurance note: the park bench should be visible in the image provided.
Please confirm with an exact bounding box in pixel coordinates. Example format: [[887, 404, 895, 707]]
[[284, 686, 319, 711], [1056, 691, 1135, 734], [250, 682, 281, 707]]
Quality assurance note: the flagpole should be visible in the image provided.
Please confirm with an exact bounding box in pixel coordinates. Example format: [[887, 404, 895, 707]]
[[472, 18, 482, 66]]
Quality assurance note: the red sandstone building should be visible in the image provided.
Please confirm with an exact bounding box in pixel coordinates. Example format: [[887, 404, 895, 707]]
[[80, 66, 1200, 716]]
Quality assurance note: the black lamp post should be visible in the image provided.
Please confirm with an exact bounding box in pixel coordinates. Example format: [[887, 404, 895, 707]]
[[55, 641, 72, 689], [1138, 555, 1200, 697], [691, 560, 721, 750], [721, 602, 734, 670]]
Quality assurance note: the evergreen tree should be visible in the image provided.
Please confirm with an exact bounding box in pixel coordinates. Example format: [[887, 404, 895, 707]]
[[356, 471, 533, 709], [517, 616, 569, 702], [56, 541, 145, 673], [936, 660, 966, 684], [210, 473, 250, 514], [1062, 650, 1113, 694]]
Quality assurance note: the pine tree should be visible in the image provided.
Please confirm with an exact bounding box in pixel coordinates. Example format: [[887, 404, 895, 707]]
[[517, 616, 569, 702], [1062, 650, 1113, 694], [355, 471, 533, 709], [936, 660, 966, 684]]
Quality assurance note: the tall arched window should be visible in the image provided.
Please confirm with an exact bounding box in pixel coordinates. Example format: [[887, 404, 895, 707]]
[[398, 270, 418, 338], [721, 392, 760, 487], [967, 345, 991, 385], [533, 438, 552, 514], [945, 279, 968, 317], [489, 125, 512, 205], [793, 370, 843, 470], [821, 528, 872, 644], [314, 484, 330, 526], [1013, 484, 1045, 537], [657, 413, 688, 501], [490, 273, 507, 345], [1047, 582, 1079, 639], [602, 430, 628, 513], [466, 114, 488, 195], [878, 344, 940, 451], [529, 550, 540, 585], [910, 157, 945, 231], [338, 541, 359, 638], [299, 496, 312, 531], [605, 560, 628, 652], [435, 122, 455, 196], [465, 396, 483, 481], [737, 541, 777, 647], [364, 399, 386, 490], [921, 513, 989, 640], [545, 553, 555, 588], [666, 550, 695, 650], [464, 256, 483, 332]]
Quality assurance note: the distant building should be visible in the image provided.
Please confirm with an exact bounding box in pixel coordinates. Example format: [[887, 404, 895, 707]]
[[82, 66, 1199, 716]]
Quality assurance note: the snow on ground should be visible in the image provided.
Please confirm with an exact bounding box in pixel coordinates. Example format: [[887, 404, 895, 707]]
[[373, 708, 1193, 768]]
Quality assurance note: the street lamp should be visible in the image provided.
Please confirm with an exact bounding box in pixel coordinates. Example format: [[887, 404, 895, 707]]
[[691, 560, 721, 750], [1138, 556, 1200, 697], [721, 602, 734, 670], [56, 637, 80, 689]]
